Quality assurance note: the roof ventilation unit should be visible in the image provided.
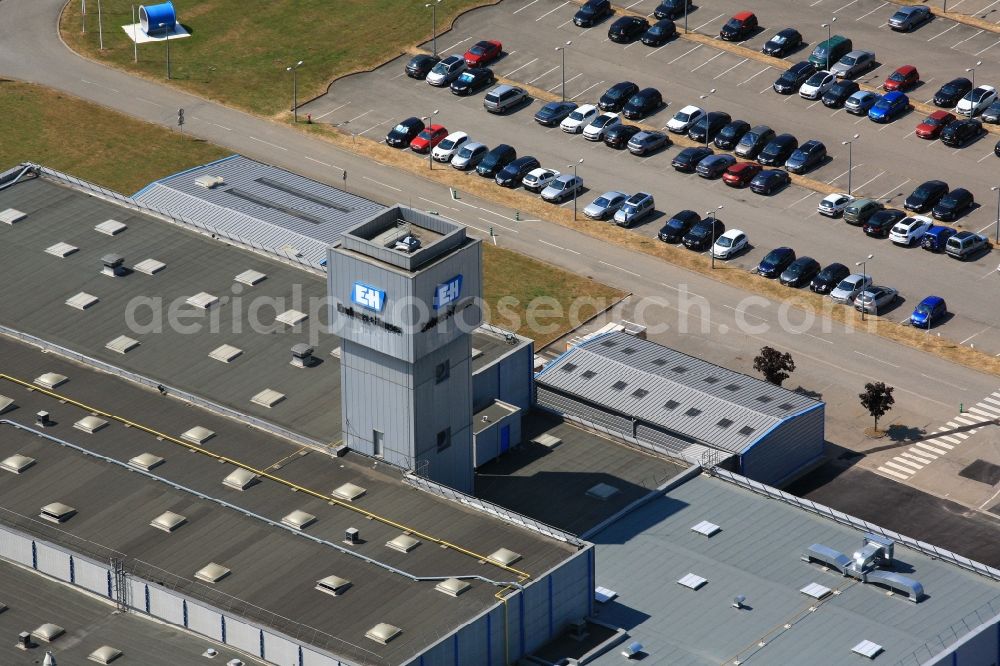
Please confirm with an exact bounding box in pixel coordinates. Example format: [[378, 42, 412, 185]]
[[586, 483, 620, 501], [0, 394, 15, 415], [65, 292, 99, 311], [133, 258, 166, 275], [186, 292, 219, 309], [365, 623, 402, 645], [331, 483, 366, 501], [281, 510, 317, 530], [290, 343, 315, 368], [234, 269, 266, 286], [531, 433, 562, 449], [87, 645, 123, 664], [194, 562, 231, 584], [435, 578, 471, 597], [315, 575, 351, 597], [31, 623, 65, 643], [74, 415, 108, 434], [1, 454, 36, 474], [386, 534, 421, 553], [800, 583, 832, 600], [128, 453, 164, 471], [487, 548, 522, 566], [101, 254, 127, 277], [676, 573, 707, 590], [194, 175, 225, 189], [691, 520, 721, 537], [46, 242, 78, 258], [852, 640, 884, 660], [39, 503, 76, 524], [36, 411, 52, 427], [621, 641, 644, 659], [345, 527, 360, 545], [181, 426, 215, 445], [150, 511, 187, 533], [276, 309, 308, 326], [95, 219, 127, 236], [209, 344, 243, 363], [251, 388, 285, 408], [105, 335, 140, 354], [595, 586, 617, 603], [0, 208, 27, 225], [222, 468, 259, 491], [34, 373, 67, 390], [732, 594, 747, 609]]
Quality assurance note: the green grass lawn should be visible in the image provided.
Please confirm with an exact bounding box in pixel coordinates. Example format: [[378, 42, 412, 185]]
[[60, 0, 490, 116]]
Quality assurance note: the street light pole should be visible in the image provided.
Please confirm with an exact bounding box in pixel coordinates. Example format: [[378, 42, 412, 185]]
[[707, 205, 724, 269], [841, 133, 859, 196], [855, 253, 874, 320], [555, 41, 571, 102], [683, 0, 689, 33], [424, 109, 439, 170], [966, 60, 983, 92], [426, 0, 442, 57], [992, 186, 1000, 244], [820, 18, 836, 71], [286, 60, 304, 122], [699, 88, 716, 148], [568, 159, 583, 220], [158, 22, 171, 79]]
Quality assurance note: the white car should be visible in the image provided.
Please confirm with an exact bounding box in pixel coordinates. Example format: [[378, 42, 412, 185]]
[[431, 131, 469, 162], [957, 85, 997, 116], [712, 229, 749, 259], [829, 273, 873, 304], [817, 192, 854, 217], [560, 104, 599, 133], [666, 105, 704, 134], [522, 167, 560, 193], [582, 112, 621, 141], [799, 70, 836, 100], [889, 215, 933, 245]]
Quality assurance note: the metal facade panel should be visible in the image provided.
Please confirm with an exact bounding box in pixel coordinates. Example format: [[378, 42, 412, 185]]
[[742, 406, 825, 486], [0, 527, 33, 566], [187, 601, 223, 641], [148, 585, 185, 625], [301, 647, 341, 666], [536, 387, 634, 435], [34, 543, 71, 581], [224, 615, 262, 656], [262, 631, 300, 666], [74, 558, 110, 597], [130, 580, 148, 612]]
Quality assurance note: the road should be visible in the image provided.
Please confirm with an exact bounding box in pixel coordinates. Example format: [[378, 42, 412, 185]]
[[0, 0, 997, 463]]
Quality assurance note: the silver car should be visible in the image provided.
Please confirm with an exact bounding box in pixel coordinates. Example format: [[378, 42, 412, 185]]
[[583, 191, 628, 220], [830, 50, 875, 79], [889, 5, 930, 31], [540, 174, 584, 203], [425, 55, 466, 86], [855, 286, 898, 314], [451, 142, 487, 170], [829, 273, 873, 304]]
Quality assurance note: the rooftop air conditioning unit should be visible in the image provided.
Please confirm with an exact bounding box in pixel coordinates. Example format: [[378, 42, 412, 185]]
[[194, 175, 225, 189], [101, 254, 126, 277]]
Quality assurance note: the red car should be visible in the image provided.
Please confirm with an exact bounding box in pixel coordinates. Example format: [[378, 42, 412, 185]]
[[915, 111, 956, 140], [409, 124, 448, 152], [884, 65, 919, 92], [464, 40, 502, 67], [723, 162, 762, 187]]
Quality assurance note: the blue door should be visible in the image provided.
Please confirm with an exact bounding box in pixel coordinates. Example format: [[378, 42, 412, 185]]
[[500, 425, 511, 454]]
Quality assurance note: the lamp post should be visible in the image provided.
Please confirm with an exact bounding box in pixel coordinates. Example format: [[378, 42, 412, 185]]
[[820, 18, 837, 71], [841, 133, 859, 196], [158, 22, 171, 79], [426, 0, 442, 57], [966, 60, 983, 92], [992, 186, 1000, 244], [683, 0, 690, 33], [555, 41, 572, 102], [423, 109, 439, 170], [567, 158, 584, 220], [855, 253, 874, 320], [699, 88, 716, 148], [707, 205, 724, 269], [286, 60, 304, 123]]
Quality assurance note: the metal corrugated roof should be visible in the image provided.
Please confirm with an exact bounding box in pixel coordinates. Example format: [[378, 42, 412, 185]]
[[536, 331, 820, 454]]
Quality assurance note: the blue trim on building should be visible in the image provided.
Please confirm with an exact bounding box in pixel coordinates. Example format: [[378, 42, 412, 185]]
[[454, 633, 459, 665], [588, 547, 595, 616], [486, 611, 493, 666], [183, 600, 188, 627], [221, 615, 227, 643], [260, 629, 265, 659], [31, 541, 37, 569], [106, 570, 113, 598], [131, 154, 239, 198], [548, 576, 554, 638], [69, 556, 75, 583], [740, 401, 825, 455], [519, 592, 526, 657], [144, 585, 151, 613], [533, 330, 617, 380]]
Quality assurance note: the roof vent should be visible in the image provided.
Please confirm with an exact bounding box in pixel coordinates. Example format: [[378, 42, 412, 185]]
[[223, 467, 259, 491], [778, 402, 795, 411], [331, 482, 366, 501], [150, 511, 187, 533], [677, 573, 707, 590], [281, 510, 317, 530], [95, 219, 127, 236], [36, 411, 52, 427], [186, 292, 219, 310], [595, 586, 617, 603], [756, 395, 773, 403], [133, 258, 166, 275], [852, 640, 884, 659], [40, 503, 76, 524], [235, 269, 266, 286], [194, 174, 225, 189], [561, 363, 578, 373], [724, 383, 741, 392], [280, 243, 303, 258], [586, 483, 620, 501], [611, 380, 627, 391], [181, 426, 215, 445], [671, 365, 688, 374], [393, 234, 421, 253], [365, 623, 402, 645], [684, 408, 702, 417], [315, 575, 351, 596], [65, 292, 99, 311], [386, 534, 421, 553], [0, 394, 13, 415], [34, 373, 68, 389], [800, 582, 832, 600], [471, 347, 484, 360], [194, 562, 231, 584], [691, 520, 721, 537], [345, 527, 361, 545], [651, 358, 667, 366], [105, 335, 140, 354], [276, 309, 308, 326], [0, 208, 27, 225], [46, 242, 78, 258], [290, 343, 315, 368], [31, 623, 64, 643], [209, 344, 243, 363], [704, 376, 720, 384], [435, 578, 471, 597], [129, 453, 164, 471], [717, 418, 733, 429], [74, 415, 108, 434], [621, 641, 644, 659], [738, 425, 756, 437], [101, 254, 126, 277], [631, 388, 648, 399], [87, 645, 123, 664], [251, 388, 286, 408], [487, 548, 522, 566], [733, 594, 747, 609], [664, 400, 680, 410], [330, 346, 342, 359], [531, 433, 562, 449], [1, 454, 36, 474], [581, 370, 597, 380]]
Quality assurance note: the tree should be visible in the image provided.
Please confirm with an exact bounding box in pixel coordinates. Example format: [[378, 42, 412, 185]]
[[859, 382, 895, 432], [753, 346, 795, 386]]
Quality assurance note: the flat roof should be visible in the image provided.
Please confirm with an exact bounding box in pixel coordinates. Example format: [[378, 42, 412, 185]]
[[585, 473, 1000, 666]]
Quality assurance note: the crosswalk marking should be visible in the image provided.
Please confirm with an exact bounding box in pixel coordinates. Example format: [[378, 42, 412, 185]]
[[953, 416, 980, 426], [929, 439, 954, 450], [969, 407, 998, 419], [975, 400, 1000, 412], [937, 435, 961, 445], [885, 461, 917, 474], [909, 447, 936, 460], [902, 452, 932, 464], [915, 442, 947, 455], [878, 466, 910, 480], [893, 457, 923, 470]]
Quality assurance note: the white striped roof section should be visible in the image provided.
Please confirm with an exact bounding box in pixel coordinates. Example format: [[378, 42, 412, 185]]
[[536, 331, 821, 454]]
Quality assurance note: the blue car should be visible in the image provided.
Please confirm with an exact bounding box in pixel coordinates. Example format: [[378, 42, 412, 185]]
[[869, 91, 909, 123], [921, 225, 957, 252], [910, 295, 947, 328]]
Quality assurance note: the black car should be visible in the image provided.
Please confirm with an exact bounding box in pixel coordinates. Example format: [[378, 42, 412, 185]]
[[683, 217, 725, 250], [863, 209, 906, 237], [450, 67, 495, 96], [604, 124, 642, 149], [476, 144, 516, 178], [932, 187, 974, 221], [574, 0, 612, 27], [940, 118, 983, 147], [810, 262, 851, 294], [654, 0, 690, 19], [672, 146, 713, 172], [659, 209, 701, 243], [714, 120, 751, 150], [688, 111, 732, 143], [599, 81, 640, 112], [386, 117, 424, 148], [533, 101, 578, 127], [609, 16, 649, 43], [933, 77, 973, 108], [405, 54, 440, 79], [757, 247, 796, 278], [983, 99, 1000, 124], [642, 19, 677, 46], [779, 256, 821, 287], [762, 28, 802, 57], [757, 134, 798, 166], [750, 169, 790, 195], [904, 180, 949, 212], [735, 125, 776, 159], [996, 138, 1000, 158], [822, 80, 859, 108], [495, 156, 540, 188], [773, 61, 816, 94], [623, 88, 663, 120], [784, 139, 826, 174], [696, 154, 737, 179]]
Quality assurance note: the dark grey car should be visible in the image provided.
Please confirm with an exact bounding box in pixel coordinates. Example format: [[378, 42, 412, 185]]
[[696, 154, 737, 179], [627, 130, 669, 155]]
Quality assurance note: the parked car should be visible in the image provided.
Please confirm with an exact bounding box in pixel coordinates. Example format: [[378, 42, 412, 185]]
[[599, 81, 639, 112], [720, 11, 758, 41], [784, 139, 826, 174], [715, 120, 751, 150], [799, 70, 837, 100], [818, 192, 854, 217], [996, 137, 1000, 157], [932, 187, 975, 221], [735, 125, 776, 158], [688, 111, 731, 143], [862, 209, 906, 238], [540, 174, 584, 202], [810, 263, 851, 294], [654, 0, 690, 19], [889, 5, 931, 31], [762, 28, 802, 57], [451, 141, 488, 170], [642, 19, 677, 46], [855, 286, 899, 314], [495, 156, 540, 188], [829, 273, 873, 303], [845, 90, 879, 115], [713, 229, 749, 259], [889, 215, 933, 245], [672, 146, 713, 172], [750, 169, 791, 195], [574, 0, 613, 27], [809, 35, 853, 70], [696, 154, 737, 179], [483, 84, 527, 113], [464, 40, 501, 67], [426, 55, 467, 86], [683, 216, 725, 250], [957, 85, 997, 116], [773, 61, 817, 94], [450, 67, 495, 95], [627, 130, 669, 155], [940, 118, 984, 147], [757, 134, 799, 166], [409, 124, 448, 153], [604, 124, 643, 149], [723, 162, 762, 187], [476, 144, 516, 177], [614, 191, 656, 227], [582, 112, 621, 141], [921, 225, 957, 252], [534, 101, 578, 127], [843, 198, 883, 225], [659, 209, 701, 243], [909, 296, 947, 328], [780, 257, 821, 287], [757, 247, 797, 278], [946, 230, 991, 260], [623, 88, 663, 119], [869, 91, 909, 123], [933, 77, 972, 108], [884, 65, 919, 92], [584, 191, 628, 220], [431, 131, 469, 162], [667, 105, 705, 133], [905, 180, 949, 212], [822, 80, 860, 108], [915, 111, 956, 139], [982, 99, 1000, 124], [560, 104, 599, 133], [830, 50, 875, 79], [609, 15, 649, 43], [385, 117, 424, 148], [405, 54, 440, 79]]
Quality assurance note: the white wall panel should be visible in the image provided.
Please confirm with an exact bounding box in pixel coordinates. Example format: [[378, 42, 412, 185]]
[[148, 585, 185, 625], [263, 631, 300, 666], [224, 615, 262, 656], [187, 601, 223, 641], [0, 528, 33, 566], [74, 558, 110, 597], [34, 543, 71, 581]]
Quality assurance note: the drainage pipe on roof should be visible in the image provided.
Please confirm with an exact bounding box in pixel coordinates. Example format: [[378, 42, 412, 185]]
[[0, 163, 37, 191]]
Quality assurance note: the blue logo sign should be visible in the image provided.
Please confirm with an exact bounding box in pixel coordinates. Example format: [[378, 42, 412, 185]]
[[433, 275, 463, 310], [351, 282, 385, 312]]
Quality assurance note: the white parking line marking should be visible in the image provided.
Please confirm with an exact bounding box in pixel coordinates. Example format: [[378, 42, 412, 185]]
[[668, 44, 702, 65], [920, 373, 967, 391], [786, 192, 817, 208], [539, 239, 565, 251], [599, 260, 641, 277], [418, 196, 458, 212], [810, 0, 824, 5], [548, 73, 582, 92], [853, 170, 886, 193], [713, 57, 749, 80], [535, 1, 569, 21], [740, 66, 772, 86], [357, 120, 388, 136], [875, 179, 910, 200], [960, 327, 991, 344], [833, 0, 859, 12], [978, 152, 995, 163], [645, 43, 672, 58], [512, 0, 540, 14], [304, 156, 332, 168], [802, 332, 833, 345], [952, 29, 984, 49], [346, 109, 372, 123], [440, 37, 473, 53], [878, 466, 910, 480], [826, 164, 864, 184], [692, 13, 724, 32], [362, 175, 402, 192], [557, 18, 573, 28], [248, 136, 287, 151], [927, 24, 959, 41], [979, 221, 998, 232], [314, 101, 349, 121], [690, 52, 724, 72], [975, 38, 1000, 55], [479, 217, 520, 233], [854, 350, 900, 367], [503, 58, 539, 78], [624, 0, 645, 8], [856, 2, 887, 20], [573, 80, 605, 98], [527, 65, 561, 84]]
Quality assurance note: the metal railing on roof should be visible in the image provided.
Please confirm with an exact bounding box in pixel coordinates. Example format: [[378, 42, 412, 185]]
[[891, 597, 1000, 666]]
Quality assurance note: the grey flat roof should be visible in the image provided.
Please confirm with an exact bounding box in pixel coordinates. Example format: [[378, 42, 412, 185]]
[[586, 473, 1000, 666], [133, 155, 385, 266], [536, 331, 821, 454]]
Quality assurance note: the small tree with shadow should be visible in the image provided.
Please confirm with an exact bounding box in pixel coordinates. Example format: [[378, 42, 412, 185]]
[[753, 346, 795, 386], [860, 382, 895, 433]]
